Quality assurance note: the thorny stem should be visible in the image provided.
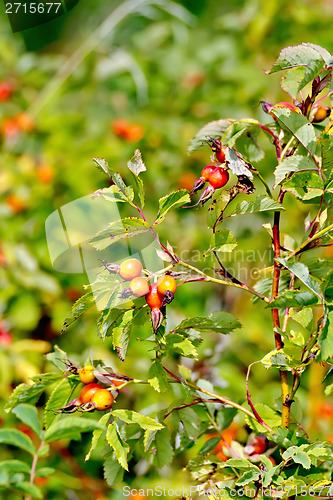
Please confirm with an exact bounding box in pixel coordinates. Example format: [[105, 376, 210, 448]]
[[271, 189, 290, 428], [162, 365, 272, 431]]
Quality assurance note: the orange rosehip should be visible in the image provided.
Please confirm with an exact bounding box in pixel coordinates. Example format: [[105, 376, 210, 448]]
[[91, 389, 114, 411], [119, 258, 142, 281], [129, 277, 150, 297]]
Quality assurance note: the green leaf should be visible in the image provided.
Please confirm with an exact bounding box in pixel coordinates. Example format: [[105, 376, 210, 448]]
[[45, 345, 68, 371], [274, 154, 317, 185], [155, 190, 191, 223], [130, 171, 145, 208], [112, 410, 164, 431], [44, 376, 80, 429], [5, 373, 62, 412], [198, 437, 220, 455], [188, 119, 232, 154], [92, 157, 112, 177], [151, 428, 174, 468], [320, 134, 333, 174], [35, 467, 55, 477], [112, 309, 135, 362], [12, 404, 42, 438], [246, 404, 281, 432], [92, 184, 133, 203], [277, 259, 322, 298], [236, 469, 260, 486], [13, 481, 42, 498], [281, 67, 308, 99], [261, 348, 303, 371], [0, 460, 31, 474], [289, 307, 313, 330], [106, 422, 129, 470], [318, 310, 333, 362], [86, 413, 110, 461], [166, 334, 198, 358], [177, 407, 200, 440], [62, 292, 96, 333], [266, 290, 317, 309], [95, 288, 123, 341], [102, 448, 124, 486], [44, 417, 105, 442], [269, 43, 331, 93], [225, 147, 254, 179], [148, 360, 169, 393], [271, 107, 317, 155], [282, 446, 311, 469], [0, 429, 35, 455], [127, 149, 146, 175], [205, 230, 237, 255], [284, 170, 324, 200], [112, 172, 134, 202], [230, 196, 284, 217], [90, 218, 150, 251], [173, 311, 241, 335]]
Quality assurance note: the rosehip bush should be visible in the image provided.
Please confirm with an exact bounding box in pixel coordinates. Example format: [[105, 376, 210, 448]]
[[1, 42, 333, 499]]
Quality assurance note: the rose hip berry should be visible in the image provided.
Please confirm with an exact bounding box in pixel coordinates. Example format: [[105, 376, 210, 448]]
[[208, 167, 229, 189], [146, 283, 164, 332], [78, 366, 96, 385], [91, 389, 114, 411], [119, 258, 142, 281], [129, 277, 150, 297], [79, 383, 104, 404]]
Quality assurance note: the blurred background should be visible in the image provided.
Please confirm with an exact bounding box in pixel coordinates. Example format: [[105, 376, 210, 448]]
[[1, 0, 333, 498]]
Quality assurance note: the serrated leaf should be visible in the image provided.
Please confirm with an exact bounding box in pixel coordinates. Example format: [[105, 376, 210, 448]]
[[284, 170, 323, 199], [230, 196, 284, 217], [130, 171, 145, 208], [320, 134, 333, 173], [205, 230, 237, 255], [62, 292, 96, 333], [166, 335, 198, 358], [246, 404, 281, 432], [155, 190, 191, 223], [106, 422, 129, 470], [5, 373, 62, 412], [111, 172, 134, 202], [281, 67, 307, 98], [112, 309, 135, 361], [225, 147, 254, 179], [112, 410, 164, 431], [148, 361, 169, 393], [0, 429, 35, 455], [92, 157, 112, 177], [274, 154, 317, 185], [127, 149, 146, 175], [44, 376, 80, 429], [277, 259, 322, 298], [92, 184, 132, 203], [236, 469, 260, 485], [102, 448, 124, 486], [178, 407, 200, 440], [269, 43, 331, 94], [282, 446, 311, 469], [173, 311, 241, 335], [45, 345, 68, 371], [86, 413, 110, 461], [44, 417, 105, 442], [151, 428, 174, 468], [12, 404, 42, 438], [318, 310, 333, 362], [90, 218, 150, 251], [188, 119, 233, 154], [266, 290, 317, 309], [271, 108, 317, 155]]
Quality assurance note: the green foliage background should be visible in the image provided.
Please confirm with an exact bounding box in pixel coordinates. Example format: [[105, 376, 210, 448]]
[[1, 0, 333, 498]]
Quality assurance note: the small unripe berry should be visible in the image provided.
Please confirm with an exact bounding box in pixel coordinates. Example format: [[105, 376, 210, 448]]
[[312, 105, 330, 123], [91, 389, 114, 411], [78, 366, 96, 384]]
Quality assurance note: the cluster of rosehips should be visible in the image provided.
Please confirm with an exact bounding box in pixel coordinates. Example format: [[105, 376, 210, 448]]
[[189, 138, 229, 205], [102, 258, 178, 331]]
